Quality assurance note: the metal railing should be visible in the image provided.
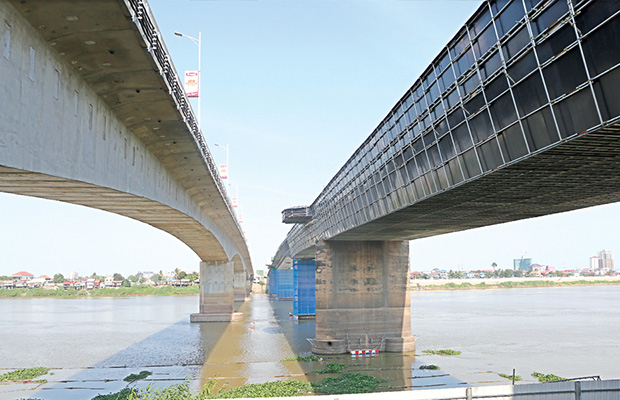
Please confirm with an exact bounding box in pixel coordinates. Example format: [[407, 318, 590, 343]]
[[123, 0, 244, 239]]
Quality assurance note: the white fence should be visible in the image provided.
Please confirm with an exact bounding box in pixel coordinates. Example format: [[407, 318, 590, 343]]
[[268, 379, 620, 400]]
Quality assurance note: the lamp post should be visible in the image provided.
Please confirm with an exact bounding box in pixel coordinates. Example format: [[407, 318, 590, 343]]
[[174, 30, 201, 128]]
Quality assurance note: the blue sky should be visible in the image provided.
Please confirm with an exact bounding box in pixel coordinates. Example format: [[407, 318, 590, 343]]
[[1, 0, 619, 278]]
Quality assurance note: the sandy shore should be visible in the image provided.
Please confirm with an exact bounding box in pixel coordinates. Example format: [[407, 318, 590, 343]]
[[411, 275, 620, 289]]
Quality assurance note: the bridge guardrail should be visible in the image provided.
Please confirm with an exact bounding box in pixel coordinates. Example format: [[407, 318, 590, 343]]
[[123, 0, 245, 240]]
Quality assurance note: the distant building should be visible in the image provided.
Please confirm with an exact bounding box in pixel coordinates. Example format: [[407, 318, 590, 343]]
[[591, 250, 614, 274], [12, 271, 34, 281], [598, 250, 614, 272], [513, 258, 532, 271], [2, 280, 14, 289], [86, 279, 101, 290], [104, 276, 115, 288], [28, 277, 47, 287]]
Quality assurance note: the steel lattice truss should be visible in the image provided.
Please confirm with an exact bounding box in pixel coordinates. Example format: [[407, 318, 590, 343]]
[[276, 0, 620, 263]]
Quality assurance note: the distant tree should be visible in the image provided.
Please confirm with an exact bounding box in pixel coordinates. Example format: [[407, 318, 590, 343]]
[[448, 270, 463, 279], [151, 273, 162, 284], [113, 273, 124, 281], [178, 270, 187, 279], [514, 269, 524, 277], [174, 268, 181, 279], [187, 272, 199, 282], [128, 275, 138, 283], [500, 269, 514, 278], [139, 277, 146, 284], [53, 273, 65, 284], [0, 276, 11, 281], [491, 262, 498, 270], [122, 279, 131, 287]]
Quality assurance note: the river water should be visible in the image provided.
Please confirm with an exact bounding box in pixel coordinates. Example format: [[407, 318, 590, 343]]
[[0, 286, 619, 399]]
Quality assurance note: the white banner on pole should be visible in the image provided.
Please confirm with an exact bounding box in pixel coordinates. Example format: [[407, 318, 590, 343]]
[[184, 70, 199, 97]]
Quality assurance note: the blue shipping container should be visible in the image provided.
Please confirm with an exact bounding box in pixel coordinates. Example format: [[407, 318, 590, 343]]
[[293, 259, 316, 316]]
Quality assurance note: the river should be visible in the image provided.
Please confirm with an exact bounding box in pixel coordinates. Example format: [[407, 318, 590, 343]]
[[0, 285, 619, 399]]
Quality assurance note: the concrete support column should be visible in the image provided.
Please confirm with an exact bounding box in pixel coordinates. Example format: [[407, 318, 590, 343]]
[[312, 240, 415, 354], [191, 260, 242, 322], [246, 277, 252, 297], [233, 271, 246, 302]]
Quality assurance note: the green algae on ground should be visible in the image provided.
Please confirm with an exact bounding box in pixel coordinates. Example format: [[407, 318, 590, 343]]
[[422, 349, 461, 356], [420, 365, 440, 370], [123, 371, 152, 382], [312, 373, 387, 394], [498, 372, 522, 381], [532, 372, 565, 382], [0, 367, 49, 382], [210, 380, 312, 398], [281, 354, 320, 362]]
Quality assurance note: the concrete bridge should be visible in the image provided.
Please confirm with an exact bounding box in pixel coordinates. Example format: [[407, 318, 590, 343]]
[[274, 0, 620, 353], [0, 0, 252, 321]]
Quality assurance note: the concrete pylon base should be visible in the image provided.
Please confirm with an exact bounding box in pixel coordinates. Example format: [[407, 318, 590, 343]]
[[385, 336, 416, 353], [193, 260, 239, 323], [313, 240, 414, 355], [190, 312, 243, 323], [312, 339, 347, 354], [233, 271, 246, 303], [312, 336, 415, 354]]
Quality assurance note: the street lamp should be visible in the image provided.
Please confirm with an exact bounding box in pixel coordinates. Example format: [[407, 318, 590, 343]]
[[174, 30, 202, 128]]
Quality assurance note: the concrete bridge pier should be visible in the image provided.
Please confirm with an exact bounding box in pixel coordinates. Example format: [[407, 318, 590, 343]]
[[233, 271, 247, 302], [246, 277, 252, 298], [191, 261, 242, 322], [312, 240, 415, 354]]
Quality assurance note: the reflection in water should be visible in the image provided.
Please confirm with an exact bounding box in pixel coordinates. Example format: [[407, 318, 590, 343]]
[[197, 295, 417, 392], [199, 296, 308, 390]]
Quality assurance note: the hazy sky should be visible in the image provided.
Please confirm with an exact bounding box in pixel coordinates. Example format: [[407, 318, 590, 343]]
[[1, 0, 619, 278]]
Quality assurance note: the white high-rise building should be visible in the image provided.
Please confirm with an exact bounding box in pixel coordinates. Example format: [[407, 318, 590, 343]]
[[597, 250, 614, 272]]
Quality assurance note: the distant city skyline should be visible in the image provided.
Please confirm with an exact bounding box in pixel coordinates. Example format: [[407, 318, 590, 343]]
[[1, 1, 620, 278]]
